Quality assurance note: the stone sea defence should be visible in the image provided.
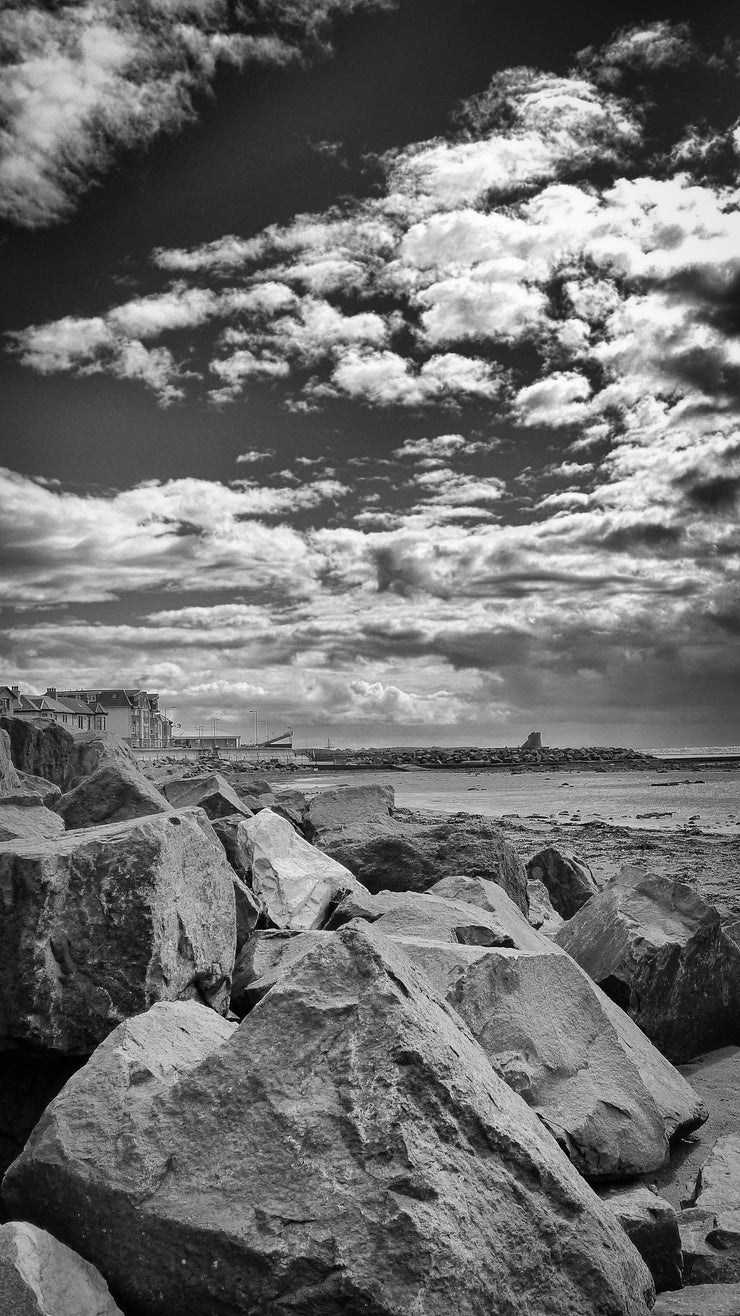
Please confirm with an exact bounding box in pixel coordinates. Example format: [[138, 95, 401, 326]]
[[3, 714, 740, 1314], [312, 743, 659, 770]]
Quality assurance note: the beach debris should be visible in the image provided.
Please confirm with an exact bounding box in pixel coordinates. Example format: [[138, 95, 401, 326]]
[[243, 807, 363, 930], [0, 1220, 124, 1316], [599, 1185, 682, 1292], [0, 807, 236, 1052], [525, 845, 600, 918], [2, 928, 654, 1316], [555, 868, 740, 1062]]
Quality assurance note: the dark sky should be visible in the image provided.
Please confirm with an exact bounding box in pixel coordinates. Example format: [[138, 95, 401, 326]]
[[1, 1, 739, 747]]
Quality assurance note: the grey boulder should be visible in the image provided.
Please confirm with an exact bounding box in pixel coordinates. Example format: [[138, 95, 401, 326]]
[[555, 869, 740, 1061], [0, 1220, 123, 1316], [526, 844, 600, 918], [0, 716, 73, 787], [2, 929, 654, 1316], [244, 808, 363, 930], [693, 1137, 740, 1213], [322, 812, 529, 912], [527, 877, 566, 935], [54, 761, 173, 829], [0, 795, 65, 843], [599, 1184, 682, 1291], [302, 782, 395, 842], [161, 772, 252, 820], [394, 936, 705, 1180], [0, 808, 236, 1052]]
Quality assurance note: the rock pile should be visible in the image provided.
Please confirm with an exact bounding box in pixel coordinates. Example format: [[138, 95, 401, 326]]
[[1, 715, 739, 1313]]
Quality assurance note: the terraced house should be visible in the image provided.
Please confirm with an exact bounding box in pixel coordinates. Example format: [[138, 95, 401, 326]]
[[1, 684, 173, 749]]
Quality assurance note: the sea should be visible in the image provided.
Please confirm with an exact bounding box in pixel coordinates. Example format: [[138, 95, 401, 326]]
[[291, 765, 740, 836]]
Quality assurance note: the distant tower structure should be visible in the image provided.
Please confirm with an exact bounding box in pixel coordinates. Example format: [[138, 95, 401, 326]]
[[520, 730, 542, 750]]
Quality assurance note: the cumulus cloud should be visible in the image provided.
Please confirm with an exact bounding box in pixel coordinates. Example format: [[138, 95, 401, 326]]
[[4, 22, 740, 742], [0, 0, 395, 228]]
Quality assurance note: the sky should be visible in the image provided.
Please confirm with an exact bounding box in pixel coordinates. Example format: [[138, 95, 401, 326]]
[[1, 1, 739, 750]]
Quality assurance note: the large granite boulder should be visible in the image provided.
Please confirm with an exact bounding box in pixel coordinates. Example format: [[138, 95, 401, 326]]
[[323, 812, 529, 913], [161, 772, 252, 820], [301, 783, 395, 842], [230, 928, 331, 1014], [2, 930, 654, 1316], [329, 884, 547, 951], [228, 913, 704, 1181], [0, 795, 65, 842], [0, 728, 21, 795], [555, 869, 740, 1062], [0, 1221, 123, 1315], [0, 808, 236, 1052], [61, 731, 140, 792], [526, 845, 600, 918], [244, 808, 363, 930], [0, 715, 74, 786], [394, 936, 705, 1181], [599, 1185, 682, 1292], [55, 762, 173, 829]]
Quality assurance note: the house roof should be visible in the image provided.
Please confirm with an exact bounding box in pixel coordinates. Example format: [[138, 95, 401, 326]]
[[58, 696, 98, 716]]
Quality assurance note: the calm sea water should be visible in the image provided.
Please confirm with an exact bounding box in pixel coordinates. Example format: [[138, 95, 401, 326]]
[[291, 766, 740, 835]]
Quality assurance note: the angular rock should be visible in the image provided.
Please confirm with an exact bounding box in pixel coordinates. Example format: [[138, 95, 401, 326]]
[[694, 1137, 740, 1213], [0, 728, 21, 795], [324, 813, 529, 913], [54, 762, 173, 829], [230, 929, 331, 1014], [2, 930, 654, 1316], [302, 783, 395, 843], [0, 797, 65, 843], [526, 845, 600, 918], [599, 1185, 682, 1292], [61, 731, 140, 792], [371, 887, 546, 951], [394, 937, 705, 1181], [0, 715, 74, 786], [653, 1282, 740, 1314], [555, 870, 740, 1062], [0, 1220, 124, 1315], [680, 1206, 740, 1285], [161, 772, 251, 820], [0, 808, 236, 1052], [17, 773, 62, 808], [527, 877, 566, 936], [245, 808, 363, 931]]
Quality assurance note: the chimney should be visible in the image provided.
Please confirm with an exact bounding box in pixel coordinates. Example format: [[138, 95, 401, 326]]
[[11, 685, 19, 697], [46, 687, 57, 699]]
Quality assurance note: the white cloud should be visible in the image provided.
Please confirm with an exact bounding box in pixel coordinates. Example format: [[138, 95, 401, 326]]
[[515, 372, 593, 427], [0, 0, 395, 229]]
